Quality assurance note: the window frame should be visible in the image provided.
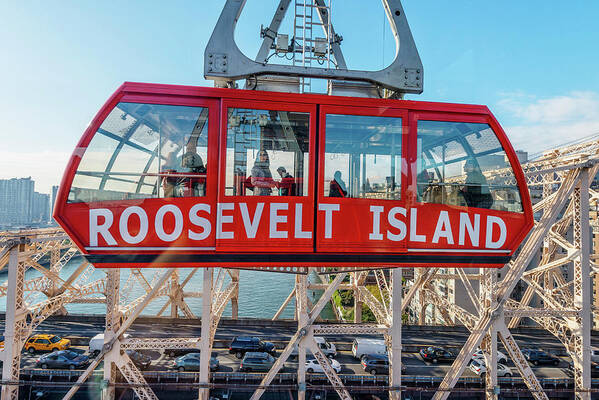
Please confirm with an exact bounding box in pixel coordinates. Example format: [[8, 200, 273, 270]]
[[219, 98, 316, 199], [408, 111, 527, 212], [69, 99, 218, 203], [318, 105, 409, 204]]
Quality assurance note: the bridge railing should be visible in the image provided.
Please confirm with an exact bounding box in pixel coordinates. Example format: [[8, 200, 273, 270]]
[[18, 368, 597, 388]]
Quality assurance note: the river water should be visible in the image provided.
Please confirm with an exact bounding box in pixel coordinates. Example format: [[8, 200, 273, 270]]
[[0, 257, 335, 320]]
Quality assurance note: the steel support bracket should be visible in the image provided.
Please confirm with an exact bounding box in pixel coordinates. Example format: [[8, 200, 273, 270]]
[[204, 0, 423, 94]]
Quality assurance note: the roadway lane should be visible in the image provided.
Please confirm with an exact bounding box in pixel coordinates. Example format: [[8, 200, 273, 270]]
[[17, 347, 573, 379], [4, 318, 597, 349]]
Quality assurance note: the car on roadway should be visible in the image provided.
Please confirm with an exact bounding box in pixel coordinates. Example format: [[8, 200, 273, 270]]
[[351, 338, 386, 360], [239, 352, 277, 372], [126, 350, 152, 370], [0, 335, 4, 350], [229, 336, 276, 359], [361, 354, 406, 376], [35, 350, 89, 370], [419, 346, 456, 364], [471, 348, 508, 364], [521, 349, 560, 366], [305, 355, 341, 374], [25, 334, 70, 353], [291, 337, 336, 359], [469, 359, 512, 377], [592, 348, 599, 363], [173, 352, 219, 372], [165, 348, 201, 357], [88, 333, 130, 356]]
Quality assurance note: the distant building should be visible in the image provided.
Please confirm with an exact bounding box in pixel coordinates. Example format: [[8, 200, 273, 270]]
[[51, 185, 59, 222], [0, 177, 35, 227], [515, 150, 528, 164], [32, 192, 50, 223]]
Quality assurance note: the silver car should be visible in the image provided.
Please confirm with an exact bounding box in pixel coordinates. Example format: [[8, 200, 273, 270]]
[[469, 359, 512, 377], [305, 356, 341, 374]]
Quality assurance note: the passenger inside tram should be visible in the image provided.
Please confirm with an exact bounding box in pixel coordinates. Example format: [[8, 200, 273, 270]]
[[160, 129, 207, 198], [417, 169, 433, 200], [329, 171, 348, 198], [276, 167, 296, 196], [181, 150, 206, 196], [251, 150, 275, 196], [461, 158, 493, 209], [416, 120, 521, 211], [160, 152, 179, 198]]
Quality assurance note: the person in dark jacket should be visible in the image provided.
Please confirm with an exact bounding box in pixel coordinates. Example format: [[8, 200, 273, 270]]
[[276, 167, 296, 196], [329, 171, 348, 198], [461, 159, 493, 209]]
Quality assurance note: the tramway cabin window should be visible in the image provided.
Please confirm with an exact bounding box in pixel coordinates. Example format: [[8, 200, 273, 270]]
[[225, 108, 310, 197], [69, 103, 209, 203], [324, 114, 402, 200], [416, 120, 523, 212]]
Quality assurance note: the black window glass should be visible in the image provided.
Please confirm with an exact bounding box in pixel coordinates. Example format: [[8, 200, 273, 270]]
[[416, 121, 523, 212]]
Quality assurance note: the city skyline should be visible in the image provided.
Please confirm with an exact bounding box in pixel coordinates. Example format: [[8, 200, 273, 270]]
[[0, 177, 55, 228], [1, 1, 599, 194]]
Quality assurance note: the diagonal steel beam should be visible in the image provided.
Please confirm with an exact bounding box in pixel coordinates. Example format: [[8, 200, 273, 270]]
[[431, 169, 580, 400], [250, 273, 347, 400]]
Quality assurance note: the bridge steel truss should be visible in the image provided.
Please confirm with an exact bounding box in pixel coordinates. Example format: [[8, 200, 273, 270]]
[[1, 140, 599, 400], [403, 141, 599, 400]]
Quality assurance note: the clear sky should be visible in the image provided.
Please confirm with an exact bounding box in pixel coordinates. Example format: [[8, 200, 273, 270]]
[[1, 1, 598, 194]]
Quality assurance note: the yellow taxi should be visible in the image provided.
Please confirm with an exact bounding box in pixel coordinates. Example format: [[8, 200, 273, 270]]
[[24, 334, 70, 353]]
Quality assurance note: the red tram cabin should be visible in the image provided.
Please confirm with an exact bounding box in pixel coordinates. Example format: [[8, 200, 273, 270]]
[[54, 82, 533, 269]]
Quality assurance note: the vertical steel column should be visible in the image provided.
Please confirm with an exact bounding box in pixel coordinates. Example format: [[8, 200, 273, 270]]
[[389, 268, 402, 400], [103, 269, 121, 400], [480, 269, 498, 400], [49, 247, 60, 295], [230, 269, 240, 319], [572, 168, 591, 400], [199, 268, 213, 400], [353, 272, 362, 323], [296, 273, 308, 400], [170, 269, 180, 318], [1, 242, 25, 400]]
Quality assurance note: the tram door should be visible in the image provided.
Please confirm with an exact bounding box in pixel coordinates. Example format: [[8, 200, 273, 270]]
[[317, 106, 409, 253], [217, 100, 317, 253]]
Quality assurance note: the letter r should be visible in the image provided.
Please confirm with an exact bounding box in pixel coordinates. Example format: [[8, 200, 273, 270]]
[[89, 208, 117, 246]]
